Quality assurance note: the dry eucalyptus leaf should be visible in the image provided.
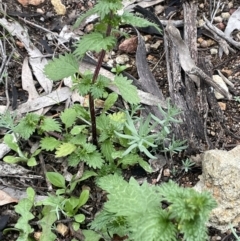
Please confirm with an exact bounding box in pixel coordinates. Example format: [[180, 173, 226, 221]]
[[17, 87, 72, 114], [22, 57, 39, 101], [0, 190, 18, 206], [225, 7, 240, 39], [0, 18, 53, 94], [17, 0, 45, 7], [51, 0, 66, 15]]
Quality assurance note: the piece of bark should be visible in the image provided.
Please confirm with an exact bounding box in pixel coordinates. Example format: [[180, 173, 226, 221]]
[[164, 1, 206, 154]]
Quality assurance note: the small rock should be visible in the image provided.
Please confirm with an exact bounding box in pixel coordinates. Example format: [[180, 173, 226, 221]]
[[214, 16, 223, 23], [212, 75, 229, 99], [221, 12, 230, 19], [216, 22, 225, 31], [210, 48, 218, 55], [210, 131, 215, 136], [229, 8, 237, 15], [151, 40, 163, 50], [145, 43, 151, 53], [199, 3, 204, 9], [147, 55, 156, 62], [207, 39, 216, 46], [197, 37, 204, 43], [163, 168, 170, 177], [198, 19, 205, 27], [51, 0, 66, 15], [119, 36, 138, 53], [143, 35, 152, 42], [194, 145, 240, 232], [17, 0, 44, 7], [107, 59, 114, 67], [155, 5, 164, 14], [36, 8, 45, 14], [85, 23, 94, 33], [200, 40, 208, 48], [115, 54, 129, 64], [221, 69, 232, 77], [56, 223, 68, 236], [228, 2, 233, 9], [218, 102, 226, 110]]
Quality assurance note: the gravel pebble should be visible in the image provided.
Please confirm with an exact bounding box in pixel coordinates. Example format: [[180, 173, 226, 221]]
[[115, 54, 129, 64], [210, 48, 218, 55], [221, 12, 230, 19]]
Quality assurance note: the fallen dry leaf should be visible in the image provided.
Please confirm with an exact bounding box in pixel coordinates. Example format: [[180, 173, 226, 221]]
[[51, 0, 66, 15], [22, 57, 39, 101], [0, 190, 18, 206], [17, 0, 45, 7]]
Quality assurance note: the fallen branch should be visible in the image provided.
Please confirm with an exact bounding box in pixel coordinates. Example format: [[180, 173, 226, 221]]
[[165, 22, 231, 100]]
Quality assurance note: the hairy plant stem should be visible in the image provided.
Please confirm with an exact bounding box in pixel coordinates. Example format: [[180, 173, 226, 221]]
[[89, 12, 113, 146]]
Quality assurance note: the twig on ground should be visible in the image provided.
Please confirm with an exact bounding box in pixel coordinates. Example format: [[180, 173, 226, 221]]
[[203, 15, 240, 49], [74, 162, 84, 180], [17, 16, 70, 52], [39, 153, 53, 192]]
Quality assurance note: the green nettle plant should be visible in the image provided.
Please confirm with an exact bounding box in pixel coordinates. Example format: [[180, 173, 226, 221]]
[[43, 0, 161, 147], [90, 174, 217, 241]]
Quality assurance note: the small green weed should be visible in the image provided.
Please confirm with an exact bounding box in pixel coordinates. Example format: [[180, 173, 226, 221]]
[[181, 158, 195, 173]]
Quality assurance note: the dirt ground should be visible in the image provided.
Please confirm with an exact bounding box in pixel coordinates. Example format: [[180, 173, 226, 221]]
[[0, 0, 240, 240]]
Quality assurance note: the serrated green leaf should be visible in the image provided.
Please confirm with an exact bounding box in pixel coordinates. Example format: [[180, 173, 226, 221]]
[[114, 75, 140, 104], [70, 125, 87, 135], [56, 143, 76, 157], [26, 187, 35, 202], [14, 113, 40, 139], [103, 92, 118, 111], [74, 214, 85, 223], [38, 206, 57, 241], [68, 153, 80, 167], [90, 75, 110, 99], [101, 139, 115, 162], [109, 111, 126, 123], [40, 137, 60, 151], [121, 12, 162, 34], [73, 72, 92, 96], [93, 0, 122, 19], [44, 53, 79, 81], [85, 151, 104, 169], [117, 153, 140, 168], [46, 172, 66, 188], [98, 175, 160, 216], [14, 187, 35, 241], [73, 8, 95, 29], [60, 108, 78, 128], [82, 229, 102, 241], [40, 117, 61, 132], [74, 33, 116, 58]]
